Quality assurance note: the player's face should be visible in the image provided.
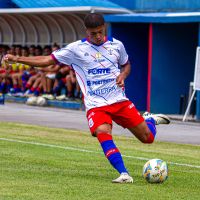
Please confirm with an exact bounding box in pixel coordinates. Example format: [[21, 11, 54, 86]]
[[86, 25, 106, 45]]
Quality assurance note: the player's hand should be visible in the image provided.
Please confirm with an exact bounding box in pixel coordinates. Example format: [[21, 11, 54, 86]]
[[116, 73, 125, 87], [3, 54, 18, 63]]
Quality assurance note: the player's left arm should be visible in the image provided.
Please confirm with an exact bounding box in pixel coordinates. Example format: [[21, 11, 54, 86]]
[[116, 61, 131, 87]]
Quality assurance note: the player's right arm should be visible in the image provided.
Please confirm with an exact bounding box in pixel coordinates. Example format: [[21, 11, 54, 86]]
[[3, 54, 55, 67]]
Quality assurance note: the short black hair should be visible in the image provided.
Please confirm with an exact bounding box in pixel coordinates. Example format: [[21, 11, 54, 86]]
[[43, 45, 51, 50], [52, 42, 60, 49], [29, 45, 35, 48], [35, 45, 42, 50], [22, 46, 28, 51], [84, 13, 105, 28]]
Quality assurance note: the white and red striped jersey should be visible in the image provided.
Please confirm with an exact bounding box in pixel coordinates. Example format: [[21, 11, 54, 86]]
[[51, 37, 129, 111]]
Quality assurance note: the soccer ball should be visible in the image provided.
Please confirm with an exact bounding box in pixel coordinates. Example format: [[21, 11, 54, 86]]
[[36, 96, 47, 106], [26, 96, 38, 106], [143, 159, 168, 183]]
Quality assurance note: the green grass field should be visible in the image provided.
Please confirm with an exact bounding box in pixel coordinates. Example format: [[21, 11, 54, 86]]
[[0, 122, 200, 200]]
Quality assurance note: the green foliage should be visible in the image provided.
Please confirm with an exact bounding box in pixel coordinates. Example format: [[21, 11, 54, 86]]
[[0, 122, 200, 200]]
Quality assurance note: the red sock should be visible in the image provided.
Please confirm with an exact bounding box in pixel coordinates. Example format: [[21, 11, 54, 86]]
[[146, 132, 155, 143], [26, 83, 31, 89], [30, 87, 35, 92]]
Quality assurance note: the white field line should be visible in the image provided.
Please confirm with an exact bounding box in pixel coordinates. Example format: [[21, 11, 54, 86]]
[[1, 137, 200, 169]]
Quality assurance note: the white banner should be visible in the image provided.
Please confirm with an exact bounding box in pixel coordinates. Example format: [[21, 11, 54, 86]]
[[194, 47, 200, 91]]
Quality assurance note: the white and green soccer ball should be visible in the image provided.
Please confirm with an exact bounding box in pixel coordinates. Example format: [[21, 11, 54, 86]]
[[26, 96, 38, 106], [143, 159, 168, 183], [36, 96, 47, 106]]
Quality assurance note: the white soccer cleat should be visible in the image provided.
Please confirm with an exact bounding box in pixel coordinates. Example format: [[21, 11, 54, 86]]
[[143, 112, 170, 125], [55, 94, 66, 101], [42, 94, 55, 100], [112, 173, 133, 183]]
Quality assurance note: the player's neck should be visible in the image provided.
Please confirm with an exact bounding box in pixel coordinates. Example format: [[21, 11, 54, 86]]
[[87, 36, 108, 46]]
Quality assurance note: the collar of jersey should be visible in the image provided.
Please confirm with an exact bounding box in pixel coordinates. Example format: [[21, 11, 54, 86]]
[[81, 36, 113, 46]]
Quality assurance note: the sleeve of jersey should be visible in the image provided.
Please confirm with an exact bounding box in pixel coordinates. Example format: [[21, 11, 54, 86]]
[[118, 42, 129, 66], [51, 44, 74, 66]]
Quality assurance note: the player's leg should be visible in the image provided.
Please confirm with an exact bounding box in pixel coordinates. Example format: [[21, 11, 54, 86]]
[[129, 112, 170, 144], [24, 73, 39, 96], [17, 72, 23, 92], [44, 73, 55, 94], [0, 78, 6, 93], [42, 75, 55, 100], [74, 81, 81, 99], [65, 74, 75, 99], [95, 124, 133, 183], [128, 120, 156, 143], [95, 124, 129, 174], [26, 74, 36, 89], [11, 73, 21, 93], [41, 75, 47, 95], [113, 101, 170, 144], [87, 108, 133, 183], [32, 76, 43, 96], [47, 77, 53, 94]]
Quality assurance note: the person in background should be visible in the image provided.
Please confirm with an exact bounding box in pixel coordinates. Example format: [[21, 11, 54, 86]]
[[35, 45, 43, 56], [29, 45, 36, 57]]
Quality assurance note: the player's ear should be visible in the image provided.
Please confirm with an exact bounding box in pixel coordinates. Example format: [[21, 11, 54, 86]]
[[86, 29, 89, 37]]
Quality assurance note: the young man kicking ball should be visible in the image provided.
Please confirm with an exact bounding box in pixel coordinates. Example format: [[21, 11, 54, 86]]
[[4, 13, 170, 183]]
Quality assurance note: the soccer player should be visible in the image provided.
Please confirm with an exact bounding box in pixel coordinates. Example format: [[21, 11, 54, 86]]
[[4, 13, 170, 183]]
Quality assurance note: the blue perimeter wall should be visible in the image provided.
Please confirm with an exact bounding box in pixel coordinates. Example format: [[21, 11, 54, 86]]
[[110, 23, 149, 111], [110, 22, 198, 113], [109, 0, 200, 12], [151, 23, 198, 114]]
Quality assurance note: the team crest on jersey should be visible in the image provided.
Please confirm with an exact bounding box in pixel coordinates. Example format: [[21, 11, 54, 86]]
[[94, 52, 105, 62], [95, 52, 102, 59]]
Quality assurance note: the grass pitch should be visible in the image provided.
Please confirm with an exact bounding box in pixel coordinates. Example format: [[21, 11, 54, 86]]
[[0, 122, 200, 200]]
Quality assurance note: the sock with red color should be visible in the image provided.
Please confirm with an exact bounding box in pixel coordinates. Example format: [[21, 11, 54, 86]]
[[97, 132, 128, 174], [145, 117, 157, 143]]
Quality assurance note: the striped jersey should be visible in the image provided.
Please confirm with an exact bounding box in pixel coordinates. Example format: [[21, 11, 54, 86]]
[[51, 37, 129, 111]]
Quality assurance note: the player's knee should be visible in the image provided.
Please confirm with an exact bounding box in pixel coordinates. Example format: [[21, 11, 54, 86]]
[[140, 132, 153, 144], [94, 123, 112, 137]]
